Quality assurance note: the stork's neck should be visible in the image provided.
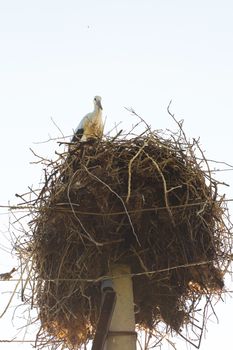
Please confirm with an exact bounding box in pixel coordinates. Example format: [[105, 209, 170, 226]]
[[93, 105, 102, 117]]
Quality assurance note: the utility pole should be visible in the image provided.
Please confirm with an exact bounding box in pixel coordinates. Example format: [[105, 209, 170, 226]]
[[104, 264, 137, 350]]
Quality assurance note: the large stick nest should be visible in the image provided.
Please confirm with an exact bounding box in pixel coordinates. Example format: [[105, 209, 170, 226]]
[[16, 123, 232, 349]]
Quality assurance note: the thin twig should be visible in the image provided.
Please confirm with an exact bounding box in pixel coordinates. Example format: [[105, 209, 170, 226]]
[[83, 165, 141, 246]]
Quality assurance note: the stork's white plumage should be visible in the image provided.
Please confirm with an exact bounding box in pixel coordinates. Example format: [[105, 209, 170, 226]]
[[72, 96, 104, 142]]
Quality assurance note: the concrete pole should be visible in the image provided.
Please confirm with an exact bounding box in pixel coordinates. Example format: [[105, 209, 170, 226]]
[[104, 264, 137, 350]]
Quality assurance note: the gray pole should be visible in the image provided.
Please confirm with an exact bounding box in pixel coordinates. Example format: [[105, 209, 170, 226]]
[[104, 264, 137, 350]]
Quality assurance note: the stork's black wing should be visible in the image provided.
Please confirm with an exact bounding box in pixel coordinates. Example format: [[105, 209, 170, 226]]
[[71, 128, 84, 142]]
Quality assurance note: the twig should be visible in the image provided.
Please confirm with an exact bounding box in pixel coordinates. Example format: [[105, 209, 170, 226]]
[[83, 165, 141, 246], [143, 150, 175, 225], [126, 141, 148, 203]]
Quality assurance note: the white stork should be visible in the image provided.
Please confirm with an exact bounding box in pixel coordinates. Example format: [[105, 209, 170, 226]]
[[71, 96, 104, 142]]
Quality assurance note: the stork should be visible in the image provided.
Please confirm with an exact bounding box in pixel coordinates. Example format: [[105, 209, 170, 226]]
[[71, 96, 104, 142]]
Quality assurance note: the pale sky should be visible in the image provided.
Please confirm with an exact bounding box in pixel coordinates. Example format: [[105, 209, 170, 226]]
[[0, 0, 233, 349]]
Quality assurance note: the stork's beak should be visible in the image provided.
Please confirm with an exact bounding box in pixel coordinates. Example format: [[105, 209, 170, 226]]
[[97, 100, 103, 110]]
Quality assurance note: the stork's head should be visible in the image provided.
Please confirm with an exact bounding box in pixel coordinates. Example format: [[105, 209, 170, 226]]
[[94, 95, 103, 110]]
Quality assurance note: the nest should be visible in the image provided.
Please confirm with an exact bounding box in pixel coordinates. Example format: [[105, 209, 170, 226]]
[[16, 124, 232, 349]]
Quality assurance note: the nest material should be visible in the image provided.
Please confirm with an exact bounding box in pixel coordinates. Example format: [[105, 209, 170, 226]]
[[18, 129, 232, 349]]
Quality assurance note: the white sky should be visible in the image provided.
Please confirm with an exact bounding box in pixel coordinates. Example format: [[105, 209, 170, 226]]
[[0, 0, 233, 349]]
